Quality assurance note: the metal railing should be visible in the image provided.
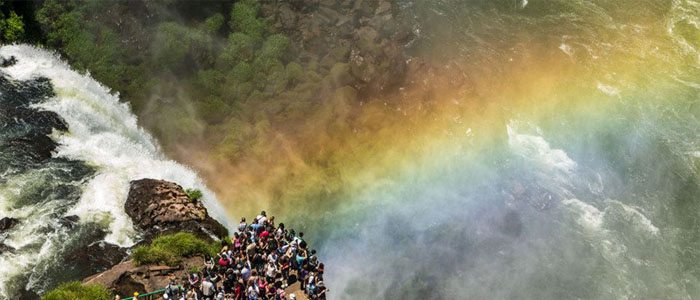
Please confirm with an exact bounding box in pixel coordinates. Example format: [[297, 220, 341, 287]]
[[122, 288, 166, 300]]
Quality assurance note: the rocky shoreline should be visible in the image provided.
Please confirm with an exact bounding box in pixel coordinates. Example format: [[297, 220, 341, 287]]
[[74, 178, 229, 296], [76, 178, 326, 300]]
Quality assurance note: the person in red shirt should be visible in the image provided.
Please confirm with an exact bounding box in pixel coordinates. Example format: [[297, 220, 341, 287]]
[[218, 255, 229, 267]]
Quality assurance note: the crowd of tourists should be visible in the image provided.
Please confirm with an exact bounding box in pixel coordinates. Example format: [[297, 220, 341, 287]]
[[162, 211, 327, 300]]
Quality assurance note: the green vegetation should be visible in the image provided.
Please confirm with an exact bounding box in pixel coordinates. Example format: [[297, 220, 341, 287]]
[[42, 281, 112, 300], [185, 188, 203, 202], [0, 1, 26, 43], [31, 0, 328, 142], [131, 232, 219, 266], [21, 0, 399, 218], [1, 11, 24, 41]]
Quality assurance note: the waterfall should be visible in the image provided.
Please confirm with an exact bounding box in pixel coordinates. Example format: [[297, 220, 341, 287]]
[[0, 45, 229, 298]]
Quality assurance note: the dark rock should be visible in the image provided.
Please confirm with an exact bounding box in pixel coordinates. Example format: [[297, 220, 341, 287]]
[[114, 273, 147, 299], [66, 241, 129, 275], [0, 217, 19, 232], [352, 0, 374, 17], [317, 6, 340, 25], [375, 1, 391, 15], [277, 3, 298, 31], [1, 56, 17, 67], [58, 215, 80, 229], [318, 0, 336, 7], [0, 243, 15, 254], [125, 179, 228, 243]]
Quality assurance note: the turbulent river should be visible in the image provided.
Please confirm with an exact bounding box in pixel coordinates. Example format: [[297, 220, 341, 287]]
[[0, 46, 229, 299], [1, 1, 700, 300]]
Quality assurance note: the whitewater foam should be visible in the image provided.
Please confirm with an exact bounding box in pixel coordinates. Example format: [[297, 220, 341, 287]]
[[562, 199, 604, 231], [0, 45, 230, 246], [0, 45, 231, 298], [507, 122, 577, 175]]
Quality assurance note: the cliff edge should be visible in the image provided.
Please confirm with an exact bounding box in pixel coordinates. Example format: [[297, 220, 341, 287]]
[[125, 178, 228, 243]]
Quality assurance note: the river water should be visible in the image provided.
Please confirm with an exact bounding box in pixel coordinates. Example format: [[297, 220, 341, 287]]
[[0, 1, 699, 299], [0, 45, 229, 299]]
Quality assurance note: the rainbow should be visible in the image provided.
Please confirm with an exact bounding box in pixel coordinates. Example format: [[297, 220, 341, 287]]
[[196, 2, 700, 298]]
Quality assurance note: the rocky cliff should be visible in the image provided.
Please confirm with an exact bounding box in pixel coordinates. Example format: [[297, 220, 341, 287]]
[[80, 179, 228, 295], [125, 178, 228, 243]]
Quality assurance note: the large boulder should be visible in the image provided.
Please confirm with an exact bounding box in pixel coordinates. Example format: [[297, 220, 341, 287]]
[[125, 179, 228, 243], [0, 217, 19, 232]]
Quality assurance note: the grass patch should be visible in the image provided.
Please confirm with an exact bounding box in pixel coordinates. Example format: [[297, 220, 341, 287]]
[[132, 232, 219, 266], [185, 188, 203, 202], [42, 281, 112, 300]]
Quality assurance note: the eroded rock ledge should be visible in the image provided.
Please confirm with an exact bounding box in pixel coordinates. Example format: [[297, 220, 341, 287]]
[[125, 178, 228, 243]]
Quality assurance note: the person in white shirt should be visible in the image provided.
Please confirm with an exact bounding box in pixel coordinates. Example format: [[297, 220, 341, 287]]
[[255, 211, 267, 225], [201, 278, 216, 300]]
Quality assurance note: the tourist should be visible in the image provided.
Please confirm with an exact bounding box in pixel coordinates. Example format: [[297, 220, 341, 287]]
[[238, 218, 247, 232], [180, 213, 328, 299], [255, 211, 267, 225], [164, 280, 182, 299], [202, 277, 216, 300], [185, 286, 198, 300]]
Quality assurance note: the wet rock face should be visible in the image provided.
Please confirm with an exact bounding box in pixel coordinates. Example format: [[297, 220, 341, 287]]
[[1, 56, 17, 67], [0, 243, 14, 254], [0, 217, 19, 232], [0, 217, 20, 253], [0, 75, 70, 175], [125, 179, 228, 242]]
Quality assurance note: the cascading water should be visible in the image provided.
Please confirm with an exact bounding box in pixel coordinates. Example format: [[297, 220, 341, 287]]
[[0, 45, 229, 299], [1, 1, 699, 299]]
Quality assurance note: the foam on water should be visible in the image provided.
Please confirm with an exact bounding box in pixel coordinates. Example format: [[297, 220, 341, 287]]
[[562, 199, 604, 231], [0, 45, 230, 246], [0, 45, 231, 298], [507, 122, 577, 175]]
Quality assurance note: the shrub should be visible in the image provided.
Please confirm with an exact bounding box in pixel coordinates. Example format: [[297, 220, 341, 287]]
[[152, 22, 189, 70], [218, 32, 256, 68], [284, 62, 303, 83], [185, 188, 203, 202], [201, 13, 225, 34], [131, 232, 218, 266], [260, 34, 290, 61], [2, 11, 25, 42], [230, 0, 266, 41], [42, 281, 112, 300], [195, 97, 231, 124], [132, 244, 178, 266], [193, 69, 225, 95], [230, 62, 254, 82]]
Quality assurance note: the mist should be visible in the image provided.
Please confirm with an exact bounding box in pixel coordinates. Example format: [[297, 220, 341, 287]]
[[25, 0, 700, 299]]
